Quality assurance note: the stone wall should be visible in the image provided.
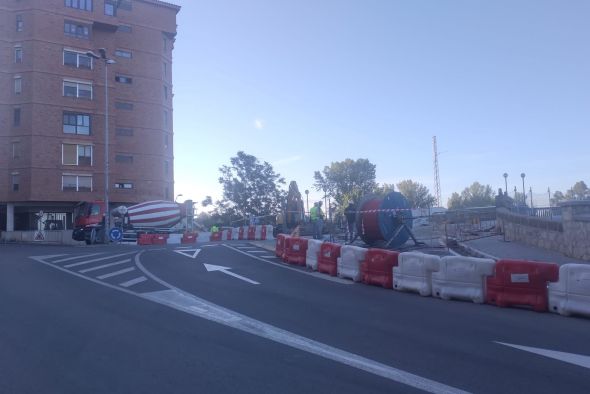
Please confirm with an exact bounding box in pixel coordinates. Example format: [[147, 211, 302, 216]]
[[497, 201, 590, 261]]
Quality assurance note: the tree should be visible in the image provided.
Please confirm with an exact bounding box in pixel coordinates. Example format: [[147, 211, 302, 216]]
[[565, 181, 589, 200], [374, 182, 396, 197], [218, 151, 286, 218], [313, 158, 377, 207], [201, 195, 213, 207], [396, 179, 436, 208], [551, 191, 565, 206], [447, 182, 495, 209]]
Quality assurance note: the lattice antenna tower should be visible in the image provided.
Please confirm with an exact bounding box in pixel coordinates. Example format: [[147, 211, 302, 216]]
[[433, 136, 441, 207]]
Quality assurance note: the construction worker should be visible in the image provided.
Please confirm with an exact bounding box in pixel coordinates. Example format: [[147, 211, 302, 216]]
[[310, 201, 324, 239], [210, 224, 219, 234]]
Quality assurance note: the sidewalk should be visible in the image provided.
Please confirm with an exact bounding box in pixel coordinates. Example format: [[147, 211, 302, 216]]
[[461, 235, 589, 265]]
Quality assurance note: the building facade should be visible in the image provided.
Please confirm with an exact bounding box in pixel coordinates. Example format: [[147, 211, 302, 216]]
[[0, 0, 179, 231]]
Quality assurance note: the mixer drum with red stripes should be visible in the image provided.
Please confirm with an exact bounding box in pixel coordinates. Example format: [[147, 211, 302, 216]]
[[355, 192, 413, 249], [118, 200, 183, 228]]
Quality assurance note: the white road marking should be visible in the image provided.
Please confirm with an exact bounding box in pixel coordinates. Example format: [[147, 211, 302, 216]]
[[203, 263, 260, 285], [120, 276, 148, 288], [28, 253, 470, 394], [52, 253, 104, 263], [260, 255, 277, 259], [247, 250, 268, 253], [496, 342, 590, 369], [223, 244, 353, 285], [64, 252, 137, 268], [173, 248, 201, 259], [79, 259, 132, 273], [136, 255, 469, 394], [29, 254, 68, 260], [97, 266, 135, 279]]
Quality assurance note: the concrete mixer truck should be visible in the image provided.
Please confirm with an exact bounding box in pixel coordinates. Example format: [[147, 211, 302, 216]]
[[72, 199, 193, 244]]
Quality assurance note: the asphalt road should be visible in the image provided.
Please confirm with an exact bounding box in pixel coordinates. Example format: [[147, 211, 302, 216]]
[[1, 241, 589, 393]]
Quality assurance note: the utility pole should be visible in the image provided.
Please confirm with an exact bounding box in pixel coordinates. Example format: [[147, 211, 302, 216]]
[[433, 136, 441, 207]]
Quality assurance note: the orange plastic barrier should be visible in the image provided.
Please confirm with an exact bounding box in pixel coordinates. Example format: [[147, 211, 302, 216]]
[[261, 225, 267, 240], [317, 242, 342, 276], [486, 259, 559, 312], [275, 234, 288, 258], [247, 226, 256, 240], [152, 234, 168, 245], [360, 249, 400, 288], [238, 226, 245, 240], [137, 233, 153, 245], [209, 231, 222, 241], [181, 232, 197, 244], [283, 237, 308, 266]]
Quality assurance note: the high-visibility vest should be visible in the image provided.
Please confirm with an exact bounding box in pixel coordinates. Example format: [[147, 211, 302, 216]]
[[310, 206, 318, 221]]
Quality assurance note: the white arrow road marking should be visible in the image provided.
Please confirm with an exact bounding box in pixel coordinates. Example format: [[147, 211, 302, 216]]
[[203, 263, 260, 285], [174, 248, 201, 259], [496, 342, 590, 369]]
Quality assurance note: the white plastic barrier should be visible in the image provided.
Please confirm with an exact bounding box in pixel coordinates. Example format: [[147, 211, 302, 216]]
[[232, 228, 239, 240], [549, 264, 590, 317], [167, 233, 182, 245], [306, 239, 323, 271], [264, 225, 274, 240], [432, 256, 496, 303], [393, 252, 440, 296], [337, 245, 367, 282], [221, 229, 231, 241], [255, 225, 263, 240]]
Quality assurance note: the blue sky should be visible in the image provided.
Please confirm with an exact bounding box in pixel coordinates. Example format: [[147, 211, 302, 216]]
[[171, 0, 590, 209]]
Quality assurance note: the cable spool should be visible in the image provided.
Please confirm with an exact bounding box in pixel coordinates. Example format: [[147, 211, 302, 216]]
[[355, 192, 413, 248]]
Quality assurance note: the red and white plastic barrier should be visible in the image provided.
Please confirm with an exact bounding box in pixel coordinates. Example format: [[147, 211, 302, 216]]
[[317, 242, 341, 276], [305, 239, 323, 271], [283, 237, 308, 266], [549, 264, 590, 317], [486, 259, 559, 312], [275, 234, 289, 258], [360, 249, 400, 288], [393, 252, 441, 296], [337, 245, 367, 282], [432, 256, 495, 303]]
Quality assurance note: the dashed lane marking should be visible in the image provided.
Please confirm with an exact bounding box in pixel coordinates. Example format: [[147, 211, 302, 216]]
[[97, 266, 136, 280], [63, 252, 137, 268], [52, 253, 105, 263], [120, 276, 148, 288], [79, 258, 132, 274]]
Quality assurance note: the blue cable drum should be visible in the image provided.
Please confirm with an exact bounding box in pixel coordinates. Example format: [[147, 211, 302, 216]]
[[377, 191, 413, 248]]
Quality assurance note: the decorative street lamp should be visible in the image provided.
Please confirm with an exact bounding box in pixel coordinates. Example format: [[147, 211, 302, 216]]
[[529, 187, 533, 209], [87, 48, 116, 242], [304, 189, 309, 215], [503, 173, 508, 195], [175, 193, 183, 203]]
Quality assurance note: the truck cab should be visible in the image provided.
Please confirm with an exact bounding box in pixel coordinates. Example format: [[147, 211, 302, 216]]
[[72, 201, 106, 243]]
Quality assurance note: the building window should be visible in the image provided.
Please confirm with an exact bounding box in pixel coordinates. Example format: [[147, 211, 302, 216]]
[[118, 0, 132, 11], [104, 0, 116, 16], [115, 154, 133, 164], [163, 37, 167, 51], [164, 133, 169, 148], [12, 173, 20, 191], [12, 142, 21, 159], [16, 15, 23, 32], [64, 50, 92, 69], [62, 144, 92, 166], [163, 62, 167, 77], [64, 21, 90, 39], [14, 77, 22, 95], [14, 46, 23, 63], [63, 112, 90, 135], [115, 101, 133, 110], [164, 110, 168, 127], [13, 108, 21, 127], [164, 160, 169, 175], [115, 75, 132, 84], [118, 24, 132, 33], [62, 175, 92, 191], [63, 80, 92, 99], [116, 127, 133, 136], [114, 49, 132, 59], [164, 85, 168, 100], [114, 182, 133, 189], [65, 0, 92, 11], [165, 186, 169, 200]]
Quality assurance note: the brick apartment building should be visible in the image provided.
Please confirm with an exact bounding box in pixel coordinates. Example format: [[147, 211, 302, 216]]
[[0, 0, 180, 231]]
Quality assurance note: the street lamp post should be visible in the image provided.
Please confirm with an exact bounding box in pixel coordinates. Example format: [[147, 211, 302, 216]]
[[529, 187, 533, 209], [304, 189, 309, 216], [87, 49, 115, 242], [503, 173, 508, 195], [175, 193, 183, 203], [520, 173, 526, 206]]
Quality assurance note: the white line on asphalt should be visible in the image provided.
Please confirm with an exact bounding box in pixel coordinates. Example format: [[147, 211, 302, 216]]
[[247, 250, 268, 253], [136, 254, 469, 394], [259, 255, 277, 259], [97, 266, 135, 279], [119, 276, 148, 288], [495, 342, 590, 369], [223, 244, 353, 285], [52, 253, 104, 263], [29, 254, 68, 260], [28, 253, 470, 394], [79, 259, 132, 273], [63, 252, 137, 268]]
